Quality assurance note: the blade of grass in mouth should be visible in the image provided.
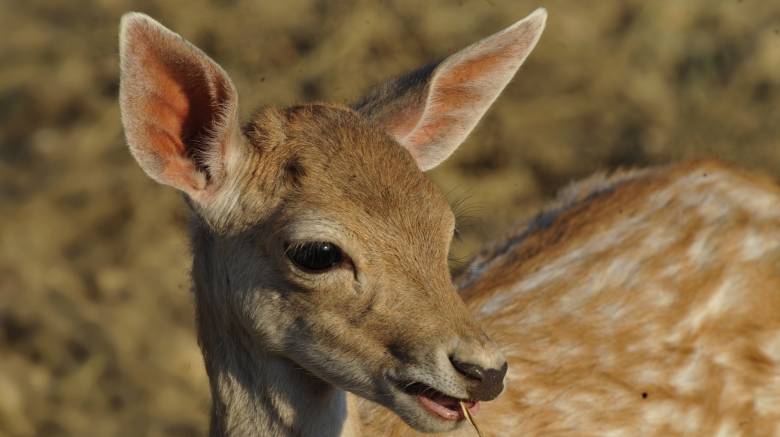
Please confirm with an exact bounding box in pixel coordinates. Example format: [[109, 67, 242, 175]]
[[459, 401, 484, 437]]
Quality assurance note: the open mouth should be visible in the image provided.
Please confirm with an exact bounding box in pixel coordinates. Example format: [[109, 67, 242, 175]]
[[399, 381, 479, 421]]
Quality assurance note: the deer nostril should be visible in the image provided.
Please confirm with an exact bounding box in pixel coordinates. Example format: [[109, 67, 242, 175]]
[[450, 358, 509, 401], [450, 357, 486, 381], [483, 361, 508, 388]]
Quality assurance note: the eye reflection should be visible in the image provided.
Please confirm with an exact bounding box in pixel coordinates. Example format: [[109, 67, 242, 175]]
[[285, 241, 344, 272]]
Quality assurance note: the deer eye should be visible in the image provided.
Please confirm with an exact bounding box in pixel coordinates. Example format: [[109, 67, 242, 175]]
[[286, 241, 344, 272]]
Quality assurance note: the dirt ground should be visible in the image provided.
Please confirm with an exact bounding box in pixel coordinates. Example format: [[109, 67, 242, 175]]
[[1, 0, 779, 435]]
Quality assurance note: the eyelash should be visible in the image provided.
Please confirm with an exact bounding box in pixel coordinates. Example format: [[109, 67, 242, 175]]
[[449, 193, 478, 242]]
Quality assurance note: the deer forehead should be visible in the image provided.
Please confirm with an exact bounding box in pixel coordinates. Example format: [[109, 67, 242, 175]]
[[238, 104, 456, 252]]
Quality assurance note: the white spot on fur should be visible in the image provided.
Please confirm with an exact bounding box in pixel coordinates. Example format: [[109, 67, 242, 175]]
[[761, 330, 780, 362], [686, 231, 713, 268], [740, 230, 766, 261], [652, 286, 676, 307], [596, 299, 629, 321], [714, 419, 739, 437], [634, 366, 663, 386], [660, 262, 682, 279], [642, 401, 704, 434], [719, 371, 751, 409], [755, 376, 780, 416], [642, 400, 678, 428], [479, 295, 504, 316], [671, 352, 705, 394], [682, 275, 736, 331], [725, 184, 780, 220], [647, 182, 678, 211], [679, 408, 704, 434], [641, 225, 678, 254]]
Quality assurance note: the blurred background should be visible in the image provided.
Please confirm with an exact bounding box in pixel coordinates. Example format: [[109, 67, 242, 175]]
[[1, 0, 779, 435]]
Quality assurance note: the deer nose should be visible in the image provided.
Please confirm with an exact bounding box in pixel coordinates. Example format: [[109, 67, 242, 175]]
[[450, 357, 508, 401]]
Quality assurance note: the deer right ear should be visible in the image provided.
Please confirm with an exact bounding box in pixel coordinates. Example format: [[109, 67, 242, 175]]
[[355, 8, 547, 171], [119, 12, 240, 202]]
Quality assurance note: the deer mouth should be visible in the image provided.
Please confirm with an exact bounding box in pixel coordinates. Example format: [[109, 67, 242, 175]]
[[399, 381, 480, 421]]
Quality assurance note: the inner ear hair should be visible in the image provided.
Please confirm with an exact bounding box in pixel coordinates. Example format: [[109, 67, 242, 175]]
[[119, 12, 240, 199]]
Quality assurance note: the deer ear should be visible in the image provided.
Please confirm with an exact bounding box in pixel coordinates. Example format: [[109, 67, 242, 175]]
[[119, 12, 239, 201], [355, 8, 547, 171]]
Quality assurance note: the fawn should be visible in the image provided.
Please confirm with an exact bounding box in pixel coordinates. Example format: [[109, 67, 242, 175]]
[[119, 7, 780, 437]]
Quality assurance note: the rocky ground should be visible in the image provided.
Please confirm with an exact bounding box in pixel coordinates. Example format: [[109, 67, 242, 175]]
[[1, 0, 779, 435]]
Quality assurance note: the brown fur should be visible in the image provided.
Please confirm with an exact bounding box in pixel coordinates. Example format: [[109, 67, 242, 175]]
[[183, 102, 498, 436]]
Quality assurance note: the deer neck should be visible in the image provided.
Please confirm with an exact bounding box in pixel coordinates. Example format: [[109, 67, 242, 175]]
[[190, 225, 362, 437], [203, 342, 360, 437]]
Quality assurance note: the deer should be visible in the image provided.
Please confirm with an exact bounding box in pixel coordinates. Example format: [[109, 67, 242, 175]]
[[118, 7, 780, 437]]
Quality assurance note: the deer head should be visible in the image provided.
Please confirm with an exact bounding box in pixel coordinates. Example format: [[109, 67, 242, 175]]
[[119, 9, 546, 433]]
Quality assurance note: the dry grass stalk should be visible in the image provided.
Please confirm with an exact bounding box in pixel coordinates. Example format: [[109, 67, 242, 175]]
[[460, 401, 484, 437]]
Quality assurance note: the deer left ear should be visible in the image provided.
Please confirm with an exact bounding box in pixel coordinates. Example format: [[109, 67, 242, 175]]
[[355, 8, 547, 171]]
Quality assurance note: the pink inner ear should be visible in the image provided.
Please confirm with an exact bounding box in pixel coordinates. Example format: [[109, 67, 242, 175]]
[[406, 51, 511, 149], [385, 107, 424, 142], [435, 51, 511, 91], [141, 66, 190, 157], [362, 9, 546, 171], [144, 124, 207, 191], [136, 34, 214, 151], [138, 44, 206, 189], [121, 16, 237, 194]]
